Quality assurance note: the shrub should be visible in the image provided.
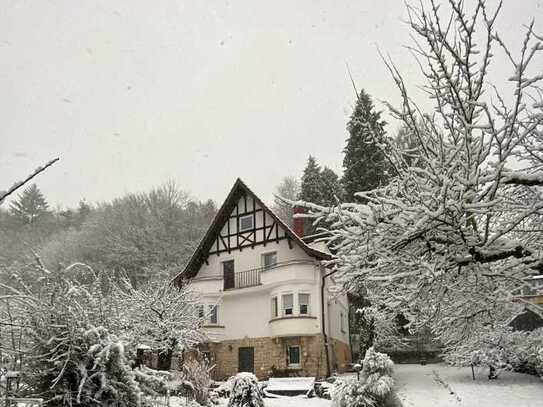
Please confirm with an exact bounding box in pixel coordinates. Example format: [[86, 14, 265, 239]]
[[332, 348, 395, 407], [227, 372, 264, 407]]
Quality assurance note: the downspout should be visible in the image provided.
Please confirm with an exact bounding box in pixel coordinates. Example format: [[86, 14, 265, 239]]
[[321, 267, 337, 378]]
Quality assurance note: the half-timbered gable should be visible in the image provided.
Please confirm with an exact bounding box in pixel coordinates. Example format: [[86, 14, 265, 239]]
[[174, 178, 330, 283]]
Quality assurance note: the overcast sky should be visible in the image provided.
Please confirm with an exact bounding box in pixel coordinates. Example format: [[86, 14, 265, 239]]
[[1, 0, 541, 208]]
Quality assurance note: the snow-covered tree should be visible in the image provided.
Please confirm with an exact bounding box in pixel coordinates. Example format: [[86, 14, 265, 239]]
[[342, 89, 390, 202], [118, 279, 207, 370], [292, 0, 543, 366], [0, 261, 141, 406], [272, 176, 301, 226]]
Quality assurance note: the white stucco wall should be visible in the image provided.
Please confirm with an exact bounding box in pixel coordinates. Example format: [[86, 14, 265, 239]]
[[189, 193, 349, 346]]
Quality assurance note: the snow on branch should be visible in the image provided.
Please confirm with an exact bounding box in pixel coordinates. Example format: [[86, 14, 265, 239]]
[[0, 157, 59, 203]]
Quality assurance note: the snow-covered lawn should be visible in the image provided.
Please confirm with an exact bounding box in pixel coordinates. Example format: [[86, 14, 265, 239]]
[[395, 363, 543, 407], [264, 395, 331, 407]]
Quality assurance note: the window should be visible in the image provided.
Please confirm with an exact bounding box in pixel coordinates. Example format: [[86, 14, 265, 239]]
[[223, 260, 235, 290], [209, 304, 219, 324], [282, 294, 293, 316], [287, 345, 301, 367], [271, 296, 278, 318], [197, 304, 204, 319], [262, 252, 277, 269], [340, 311, 345, 332], [239, 215, 254, 232], [299, 293, 310, 315]]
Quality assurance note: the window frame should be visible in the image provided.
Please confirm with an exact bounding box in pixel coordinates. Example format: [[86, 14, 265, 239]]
[[262, 251, 278, 269], [239, 214, 254, 232], [298, 293, 310, 315], [208, 304, 219, 325], [282, 293, 294, 316], [287, 345, 301, 367], [271, 296, 278, 318]]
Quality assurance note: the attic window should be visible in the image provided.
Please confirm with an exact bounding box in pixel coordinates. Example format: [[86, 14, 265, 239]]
[[239, 215, 253, 232]]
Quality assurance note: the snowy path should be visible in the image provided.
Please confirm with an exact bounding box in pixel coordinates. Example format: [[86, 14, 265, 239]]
[[395, 363, 543, 407]]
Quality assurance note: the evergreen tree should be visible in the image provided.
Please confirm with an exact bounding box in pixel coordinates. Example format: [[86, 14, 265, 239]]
[[320, 166, 343, 205], [9, 183, 50, 224], [300, 156, 323, 204], [342, 89, 389, 201]]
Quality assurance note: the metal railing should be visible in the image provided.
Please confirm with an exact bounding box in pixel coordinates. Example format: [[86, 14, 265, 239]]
[[234, 268, 261, 289]]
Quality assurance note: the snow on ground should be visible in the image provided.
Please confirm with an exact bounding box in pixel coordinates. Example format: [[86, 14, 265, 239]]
[[395, 363, 543, 407], [214, 394, 330, 407], [264, 395, 331, 407]]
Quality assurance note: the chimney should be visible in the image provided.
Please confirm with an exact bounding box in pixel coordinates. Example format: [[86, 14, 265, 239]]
[[293, 207, 304, 237]]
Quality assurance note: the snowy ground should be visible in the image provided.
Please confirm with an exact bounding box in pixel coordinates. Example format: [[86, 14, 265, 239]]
[[395, 363, 543, 407], [172, 364, 543, 406]]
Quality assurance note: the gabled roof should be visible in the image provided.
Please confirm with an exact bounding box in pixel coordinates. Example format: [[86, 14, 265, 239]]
[[173, 178, 331, 285]]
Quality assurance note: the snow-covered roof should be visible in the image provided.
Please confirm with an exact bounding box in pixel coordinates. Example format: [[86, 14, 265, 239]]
[[172, 178, 331, 284]]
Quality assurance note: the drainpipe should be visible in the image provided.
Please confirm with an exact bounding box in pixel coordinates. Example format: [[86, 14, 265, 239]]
[[321, 267, 337, 378]]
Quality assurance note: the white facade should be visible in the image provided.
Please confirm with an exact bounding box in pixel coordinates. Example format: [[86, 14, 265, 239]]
[[188, 194, 349, 345], [175, 179, 351, 377]]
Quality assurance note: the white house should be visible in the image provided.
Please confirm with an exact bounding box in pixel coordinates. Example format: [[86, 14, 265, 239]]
[[173, 178, 351, 380]]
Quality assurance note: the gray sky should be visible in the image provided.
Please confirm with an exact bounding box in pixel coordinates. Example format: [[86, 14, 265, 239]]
[[1, 0, 541, 208]]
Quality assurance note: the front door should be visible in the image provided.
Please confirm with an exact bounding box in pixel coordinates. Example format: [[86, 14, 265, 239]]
[[238, 347, 254, 373]]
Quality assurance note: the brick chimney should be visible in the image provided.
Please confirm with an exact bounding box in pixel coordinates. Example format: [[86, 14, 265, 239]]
[[293, 207, 304, 237]]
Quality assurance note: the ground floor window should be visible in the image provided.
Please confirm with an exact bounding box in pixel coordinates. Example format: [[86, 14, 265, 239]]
[[287, 345, 301, 367]]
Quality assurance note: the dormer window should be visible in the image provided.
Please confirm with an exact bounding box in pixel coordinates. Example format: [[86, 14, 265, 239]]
[[239, 215, 253, 232]]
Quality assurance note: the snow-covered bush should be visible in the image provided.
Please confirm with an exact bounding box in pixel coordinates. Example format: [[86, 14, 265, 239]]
[[445, 325, 543, 379], [361, 348, 394, 378], [180, 358, 212, 405], [227, 372, 264, 407], [332, 348, 395, 407]]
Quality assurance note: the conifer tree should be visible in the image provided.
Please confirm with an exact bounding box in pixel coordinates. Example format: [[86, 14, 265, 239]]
[[300, 156, 323, 204], [320, 166, 343, 205], [342, 89, 389, 201], [9, 183, 50, 224]]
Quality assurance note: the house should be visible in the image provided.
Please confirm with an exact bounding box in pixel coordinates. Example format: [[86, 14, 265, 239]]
[[173, 178, 351, 380], [511, 275, 543, 331]]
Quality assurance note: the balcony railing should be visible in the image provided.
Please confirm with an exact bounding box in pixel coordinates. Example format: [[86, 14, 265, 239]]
[[234, 268, 261, 289]]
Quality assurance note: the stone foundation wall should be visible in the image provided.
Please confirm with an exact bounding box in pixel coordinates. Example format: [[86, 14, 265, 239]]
[[198, 335, 350, 380]]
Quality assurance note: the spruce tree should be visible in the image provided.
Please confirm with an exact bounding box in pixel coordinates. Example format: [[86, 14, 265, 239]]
[[320, 166, 343, 205], [9, 183, 50, 224], [300, 156, 324, 204], [342, 89, 389, 201]]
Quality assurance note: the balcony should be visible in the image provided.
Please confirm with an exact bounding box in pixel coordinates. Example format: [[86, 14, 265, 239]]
[[224, 267, 262, 290]]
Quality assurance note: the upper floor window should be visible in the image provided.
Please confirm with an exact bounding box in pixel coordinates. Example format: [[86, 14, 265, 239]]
[[299, 293, 310, 315], [340, 311, 345, 333], [223, 260, 235, 290], [239, 215, 254, 232], [282, 294, 294, 316], [262, 252, 277, 269], [271, 296, 278, 318]]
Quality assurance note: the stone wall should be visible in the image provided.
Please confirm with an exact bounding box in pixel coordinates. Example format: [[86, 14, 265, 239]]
[[198, 334, 350, 380]]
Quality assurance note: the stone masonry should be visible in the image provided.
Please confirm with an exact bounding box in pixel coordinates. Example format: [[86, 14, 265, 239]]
[[199, 334, 351, 380]]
